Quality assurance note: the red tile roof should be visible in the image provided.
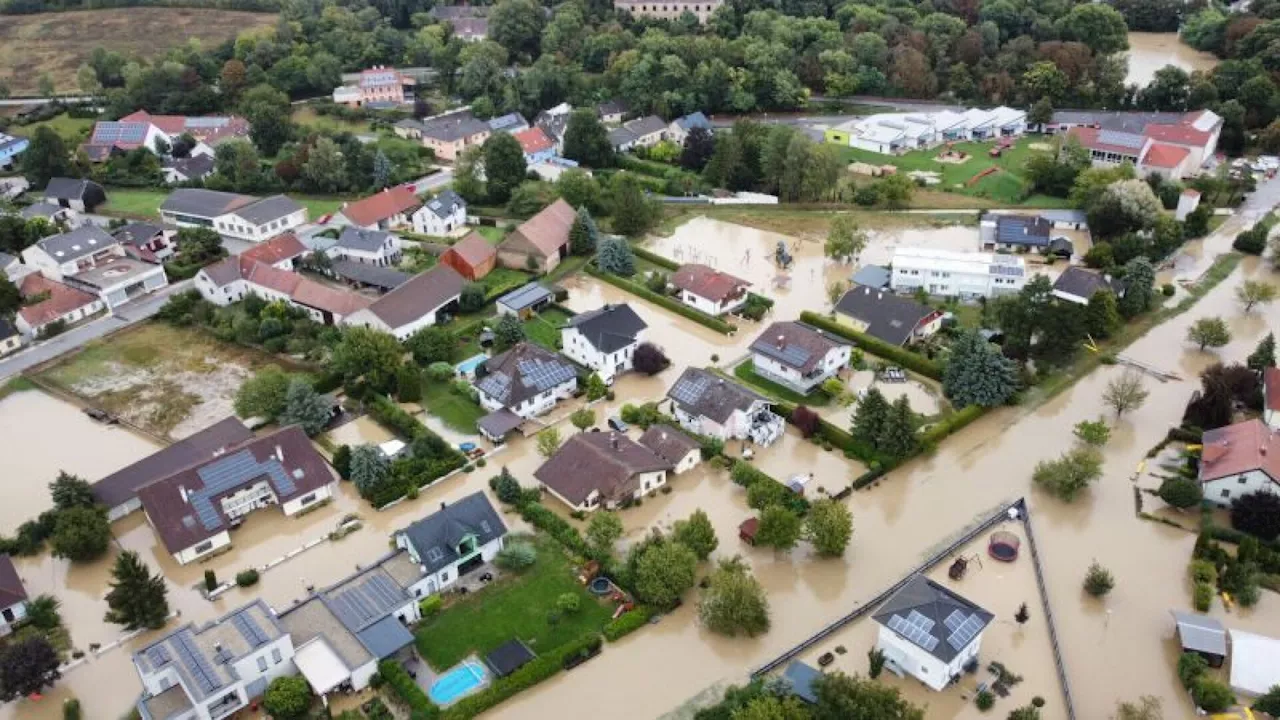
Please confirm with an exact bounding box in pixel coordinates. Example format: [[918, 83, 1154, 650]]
[[501, 199, 576, 257], [1266, 367, 1280, 413], [513, 127, 553, 155], [1067, 126, 1147, 157], [240, 232, 307, 266], [242, 261, 371, 317], [443, 231, 497, 268], [18, 274, 99, 328], [1146, 123, 1214, 147], [672, 263, 751, 302], [1199, 419, 1280, 485], [340, 186, 421, 227], [1141, 143, 1190, 169]]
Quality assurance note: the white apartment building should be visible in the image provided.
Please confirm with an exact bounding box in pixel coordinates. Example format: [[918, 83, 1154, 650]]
[[889, 247, 1026, 299], [160, 189, 307, 244]]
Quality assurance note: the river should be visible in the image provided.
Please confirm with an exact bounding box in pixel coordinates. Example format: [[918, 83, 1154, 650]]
[[1125, 32, 1220, 88]]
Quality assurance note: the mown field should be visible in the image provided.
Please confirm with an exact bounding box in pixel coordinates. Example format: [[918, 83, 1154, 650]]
[[0, 8, 277, 95]]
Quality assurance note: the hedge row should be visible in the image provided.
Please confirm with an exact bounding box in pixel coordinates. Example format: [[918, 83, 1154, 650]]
[[440, 635, 603, 720], [604, 606, 653, 641], [730, 460, 808, 514], [584, 264, 736, 335], [368, 395, 430, 441], [517, 501, 592, 558], [799, 311, 942, 380], [631, 245, 681, 272], [920, 405, 988, 446], [379, 659, 439, 718]]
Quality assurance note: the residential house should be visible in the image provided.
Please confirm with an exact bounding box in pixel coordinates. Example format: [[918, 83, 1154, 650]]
[[560, 303, 648, 384], [1198, 419, 1280, 509], [450, 16, 489, 41], [609, 115, 668, 151], [0, 132, 28, 169], [82, 110, 249, 162], [834, 285, 943, 347], [668, 111, 711, 144], [671, 263, 751, 315], [132, 600, 296, 720], [162, 154, 216, 184], [889, 247, 1026, 299], [114, 222, 176, 262], [20, 202, 75, 225], [160, 189, 307, 243], [63, 255, 170, 312], [397, 108, 490, 162], [241, 232, 308, 271], [342, 265, 464, 340], [196, 256, 372, 325], [749, 321, 852, 395], [1265, 367, 1280, 431], [393, 492, 508, 597], [332, 66, 415, 107], [597, 100, 629, 125], [14, 274, 105, 337], [873, 574, 994, 691], [534, 104, 572, 152], [1176, 189, 1202, 221], [513, 127, 556, 164], [666, 367, 785, 446], [1035, 209, 1089, 230], [638, 423, 701, 474], [137, 425, 338, 564], [496, 198, 575, 272], [0, 318, 22, 357], [1051, 266, 1125, 306], [978, 214, 1072, 255], [438, 230, 497, 280], [339, 186, 425, 233], [613, 0, 723, 22], [495, 282, 553, 318], [535, 432, 674, 511], [0, 251, 25, 283], [21, 226, 169, 311], [475, 342, 578, 420], [1067, 126, 1197, 180], [43, 177, 107, 212], [92, 417, 254, 521], [419, 189, 468, 236], [333, 227, 402, 267], [487, 113, 529, 134], [0, 555, 28, 634], [1050, 109, 1222, 178]]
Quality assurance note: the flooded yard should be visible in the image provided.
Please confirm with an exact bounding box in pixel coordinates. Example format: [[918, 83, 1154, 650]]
[[0, 387, 160, 529], [1125, 32, 1220, 88]]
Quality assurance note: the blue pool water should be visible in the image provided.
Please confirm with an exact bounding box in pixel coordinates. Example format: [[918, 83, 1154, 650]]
[[429, 660, 489, 705], [455, 353, 488, 376]]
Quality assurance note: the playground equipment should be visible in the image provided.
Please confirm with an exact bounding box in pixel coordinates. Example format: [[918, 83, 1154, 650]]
[[988, 531, 1021, 562]]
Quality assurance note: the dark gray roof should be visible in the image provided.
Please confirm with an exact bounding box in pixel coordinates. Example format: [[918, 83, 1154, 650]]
[[0, 252, 16, 268], [331, 259, 410, 291], [749, 321, 846, 373], [476, 342, 576, 409], [20, 202, 66, 220], [666, 367, 767, 424], [160, 188, 256, 218], [419, 109, 491, 142], [477, 408, 524, 438], [1171, 610, 1227, 657], [496, 282, 553, 312], [336, 226, 395, 253], [872, 575, 993, 665], [609, 127, 638, 148], [356, 614, 414, 658], [834, 286, 936, 347], [1052, 266, 1124, 300], [1050, 110, 1187, 133], [487, 113, 528, 133], [44, 177, 105, 205], [163, 154, 215, 180], [364, 264, 464, 329], [324, 567, 409, 632], [624, 115, 668, 138], [783, 662, 820, 704], [850, 264, 891, 289], [0, 317, 17, 343], [597, 100, 628, 117], [536, 113, 569, 141], [991, 215, 1052, 247], [423, 189, 465, 220], [113, 222, 165, 248], [566, 303, 646, 354], [398, 492, 507, 575], [235, 195, 304, 225], [36, 225, 118, 263], [673, 112, 710, 131], [637, 424, 699, 464], [91, 417, 253, 509]]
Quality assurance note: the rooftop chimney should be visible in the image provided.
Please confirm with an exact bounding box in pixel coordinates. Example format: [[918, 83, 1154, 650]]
[[776, 334, 786, 349], [440, 501, 447, 511], [611, 433, 620, 451], [179, 486, 188, 504], [276, 445, 283, 462]]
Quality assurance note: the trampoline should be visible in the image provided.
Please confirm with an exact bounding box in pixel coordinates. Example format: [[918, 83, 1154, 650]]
[[988, 531, 1021, 562], [589, 577, 613, 595]]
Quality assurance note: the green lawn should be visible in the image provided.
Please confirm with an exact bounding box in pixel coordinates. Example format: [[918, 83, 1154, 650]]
[[413, 535, 613, 670], [293, 195, 344, 220], [100, 188, 344, 221], [419, 380, 486, 434], [10, 113, 94, 144], [731, 361, 830, 406], [291, 106, 373, 135], [838, 136, 1051, 205], [522, 307, 572, 351], [479, 267, 532, 298], [475, 225, 506, 244]]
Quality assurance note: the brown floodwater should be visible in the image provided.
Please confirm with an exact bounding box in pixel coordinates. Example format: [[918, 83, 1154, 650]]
[[6, 214, 1278, 720], [1125, 32, 1220, 88], [0, 389, 160, 530]]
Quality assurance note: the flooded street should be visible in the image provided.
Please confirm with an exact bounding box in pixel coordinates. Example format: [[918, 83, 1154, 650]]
[[0, 389, 160, 529], [1125, 32, 1220, 87]]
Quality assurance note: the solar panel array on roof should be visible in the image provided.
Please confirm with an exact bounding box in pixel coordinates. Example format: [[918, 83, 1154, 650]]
[[147, 644, 172, 668], [188, 449, 298, 531], [233, 611, 269, 647], [517, 358, 575, 392], [945, 610, 984, 651], [1097, 129, 1146, 149], [173, 631, 222, 695], [754, 342, 812, 369], [329, 573, 405, 631], [670, 372, 711, 406], [476, 373, 511, 400], [92, 122, 149, 144], [887, 613, 940, 652]]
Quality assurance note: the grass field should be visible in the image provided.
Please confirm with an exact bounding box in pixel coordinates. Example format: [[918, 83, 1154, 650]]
[[101, 188, 345, 221], [0, 9, 277, 95], [413, 535, 613, 670], [8, 113, 95, 145], [475, 225, 506, 244], [522, 307, 573, 350], [479, 267, 532, 298], [838, 137, 1052, 205], [419, 381, 486, 434], [291, 106, 373, 135]]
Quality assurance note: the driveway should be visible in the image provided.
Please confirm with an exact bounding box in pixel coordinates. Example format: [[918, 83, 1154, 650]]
[[0, 279, 192, 382]]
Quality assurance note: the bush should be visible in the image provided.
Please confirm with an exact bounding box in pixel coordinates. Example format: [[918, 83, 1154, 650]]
[[585, 263, 735, 334], [603, 606, 653, 641], [1083, 562, 1115, 597], [630, 245, 680, 271], [1177, 651, 1208, 689], [975, 689, 995, 711], [1159, 477, 1203, 509], [495, 541, 537, 570], [1191, 677, 1234, 712], [799, 311, 942, 379], [1188, 559, 1218, 585], [419, 594, 443, 618], [235, 569, 259, 587], [556, 593, 581, 614], [1193, 581, 1214, 611], [1161, 283, 1176, 297], [518, 502, 591, 557], [379, 659, 439, 717]]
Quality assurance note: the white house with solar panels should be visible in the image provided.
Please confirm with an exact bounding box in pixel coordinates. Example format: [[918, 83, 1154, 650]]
[[826, 107, 1026, 155], [872, 575, 994, 692], [889, 247, 1027, 299], [474, 342, 578, 420], [393, 492, 508, 598]]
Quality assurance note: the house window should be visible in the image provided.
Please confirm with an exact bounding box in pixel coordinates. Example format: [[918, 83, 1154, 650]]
[[257, 657, 268, 672], [272, 648, 282, 664], [300, 493, 317, 505], [1221, 489, 1231, 498], [1238, 477, 1247, 484], [194, 541, 214, 554]]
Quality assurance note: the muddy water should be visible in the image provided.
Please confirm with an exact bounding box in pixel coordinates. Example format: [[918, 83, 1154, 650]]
[[488, 216, 1280, 719], [324, 415, 396, 448], [0, 389, 160, 529], [1125, 32, 1220, 87]]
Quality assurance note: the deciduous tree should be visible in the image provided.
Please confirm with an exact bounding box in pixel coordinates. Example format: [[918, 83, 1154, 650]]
[[570, 408, 596, 433], [493, 314, 525, 350], [49, 506, 110, 563], [1236, 280, 1277, 312], [1033, 446, 1104, 501], [407, 326, 456, 365], [632, 540, 697, 607], [755, 506, 802, 551], [482, 132, 527, 204], [805, 499, 854, 556], [825, 216, 868, 263], [1187, 316, 1231, 351], [536, 427, 561, 458], [0, 637, 61, 702], [263, 676, 312, 720], [1103, 370, 1149, 417], [331, 327, 402, 392], [811, 671, 925, 720], [698, 558, 770, 637], [1248, 332, 1276, 371], [1231, 491, 1280, 541], [632, 342, 670, 375], [673, 509, 718, 560], [585, 511, 623, 560], [563, 108, 614, 168]]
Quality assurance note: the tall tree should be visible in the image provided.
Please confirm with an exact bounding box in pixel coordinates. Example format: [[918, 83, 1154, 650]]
[[104, 551, 169, 630], [19, 127, 71, 187], [1248, 333, 1276, 371], [568, 207, 599, 255], [331, 327, 402, 392], [1119, 257, 1156, 318], [263, 676, 312, 720], [482, 132, 527, 204], [278, 379, 332, 436], [698, 558, 770, 637], [877, 396, 918, 460], [805, 499, 854, 556], [239, 84, 294, 157], [679, 127, 716, 172], [349, 445, 392, 498], [489, 0, 546, 59], [597, 237, 637, 275], [0, 637, 61, 702], [673, 509, 718, 560], [585, 511, 623, 559], [301, 138, 348, 193], [1187, 316, 1231, 351], [1085, 290, 1122, 339], [609, 173, 658, 237], [942, 330, 1019, 407], [50, 507, 110, 563], [756, 506, 802, 550], [563, 108, 615, 168], [851, 388, 890, 445], [235, 365, 292, 419], [825, 216, 868, 263], [0, 274, 20, 318], [1103, 370, 1149, 417], [49, 472, 95, 511], [632, 540, 698, 607]]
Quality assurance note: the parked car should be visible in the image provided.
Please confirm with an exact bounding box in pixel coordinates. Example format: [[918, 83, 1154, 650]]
[[607, 416, 628, 432]]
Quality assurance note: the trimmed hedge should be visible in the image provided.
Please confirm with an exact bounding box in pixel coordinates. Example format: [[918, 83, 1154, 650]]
[[730, 460, 808, 514], [771, 398, 889, 466], [584, 263, 736, 335], [440, 635, 602, 720], [799, 311, 942, 380], [517, 501, 592, 558], [604, 606, 653, 641], [368, 395, 430, 441], [631, 245, 681, 272], [920, 405, 987, 446], [379, 659, 439, 718]]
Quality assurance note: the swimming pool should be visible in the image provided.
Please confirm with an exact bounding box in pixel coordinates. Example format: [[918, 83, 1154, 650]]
[[428, 660, 490, 705]]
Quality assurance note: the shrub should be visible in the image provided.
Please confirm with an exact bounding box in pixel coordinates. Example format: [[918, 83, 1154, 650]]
[[1193, 581, 1214, 611], [489, 468, 523, 504], [235, 569, 259, 587], [1083, 562, 1115, 597], [518, 502, 591, 557], [419, 594, 443, 617], [427, 362, 455, 382], [1159, 477, 1203, 509], [603, 606, 653, 641], [1191, 678, 1234, 712], [556, 593, 581, 614], [1177, 651, 1208, 689], [379, 659, 439, 717], [1188, 559, 1218, 585], [495, 541, 537, 570], [975, 689, 995, 711]]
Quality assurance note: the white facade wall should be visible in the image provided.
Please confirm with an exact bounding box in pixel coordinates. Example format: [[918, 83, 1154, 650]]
[[750, 346, 850, 394], [229, 635, 297, 694], [670, 448, 699, 475], [14, 297, 106, 337], [477, 377, 576, 419], [343, 294, 457, 341], [672, 406, 754, 442], [94, 266, 169, 310], [1204, 470, 1278, 509], [403, 537, 505, 598], [560, 326, 640, 383], [876, 625, 983, 692], [172, 530, 232, 565], [0, 600, 28, 630], [890, 250, 1026, 299], [0, 334, 22, 357], [678, 289, 745, 316], [213, 209, 307, 243], [281, 483, 336, 515], [417, 205, 466, 235]]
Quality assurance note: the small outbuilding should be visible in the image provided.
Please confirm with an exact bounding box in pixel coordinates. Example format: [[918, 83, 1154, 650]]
[[477, 407, 524, 443], [738, 517, 759, 546], [1171, 610, 1227, 668], [439, 231, 497, 281], [496, 282, 554, 318], [485, 639, 536, 678], [1228, 628, 1280, 698], [782, 661, 821, 704]]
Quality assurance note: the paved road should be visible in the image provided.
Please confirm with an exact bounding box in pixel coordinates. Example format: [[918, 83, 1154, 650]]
[[0, 279, 192, 382]]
